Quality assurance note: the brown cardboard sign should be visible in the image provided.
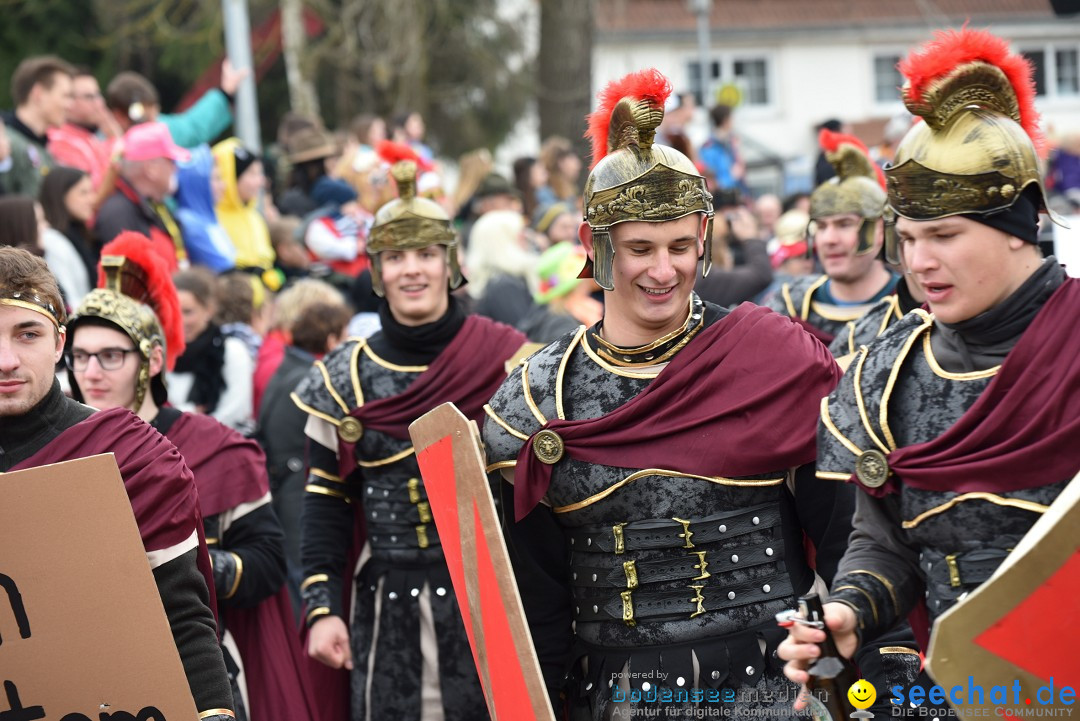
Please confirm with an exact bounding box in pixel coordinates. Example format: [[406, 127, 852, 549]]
[[0, 454, 199, 719]]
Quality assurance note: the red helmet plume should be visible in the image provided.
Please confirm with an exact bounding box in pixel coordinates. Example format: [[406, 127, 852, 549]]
[[97, 232, 186, 369], [818, 128, 887, 190], [899, 27, 1044, 154], [585, 68, 672, 169], [375, 140, 433, 173]]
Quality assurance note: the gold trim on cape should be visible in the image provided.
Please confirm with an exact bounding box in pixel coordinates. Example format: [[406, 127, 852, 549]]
[[316, 360, 351, 415], [356, 446, 415, 468], [301, 573, 329, 590], [311, 468, 344, 483], [849, 569, 900, 614], [553, 468, 784, 514], [922, 331, 1001, 380], [290, 393, 341, 426], [485, 460, 517, 473], [556, 327, 587, 419], [305, 484, 350, 501], [902, 492, 1048, 529], [852, 346, 891, 454], [483, 404, 530, 441], [816, 470, 854, 481], [800, 275, 829, 321], [362, 343, 429, 373], [819, 395, 864, 458], [520, 360, 549, 425], [350, 340, 365, 407], [880, 313, 935, 451]]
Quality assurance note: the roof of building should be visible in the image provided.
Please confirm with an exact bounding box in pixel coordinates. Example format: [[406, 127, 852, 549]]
[[596, 0, 1058, 36]]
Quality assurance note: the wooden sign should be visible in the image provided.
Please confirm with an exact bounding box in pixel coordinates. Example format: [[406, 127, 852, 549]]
[[0, 454, 200, 720], [410, 403, 555, 721]]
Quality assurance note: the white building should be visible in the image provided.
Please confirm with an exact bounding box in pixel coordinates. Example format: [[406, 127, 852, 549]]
[[593, 0, 1080, 194]]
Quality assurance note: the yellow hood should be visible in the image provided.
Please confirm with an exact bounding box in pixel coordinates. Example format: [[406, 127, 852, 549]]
[[212, 138, 274, 269]]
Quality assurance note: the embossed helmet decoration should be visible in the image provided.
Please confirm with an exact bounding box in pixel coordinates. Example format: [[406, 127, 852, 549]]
[[367, 145, 462, 297], [809, 129, 887, 256], [884, 27, 1066, 263], [67, 232, 185, 411], [582, 68, 714, 291]]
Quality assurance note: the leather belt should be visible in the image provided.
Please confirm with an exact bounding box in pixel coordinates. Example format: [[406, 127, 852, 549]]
[[571, 544, 784, 590]]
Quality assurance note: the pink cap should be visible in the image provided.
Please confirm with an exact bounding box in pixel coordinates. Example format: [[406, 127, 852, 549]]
[[122, 122, 191, 163]]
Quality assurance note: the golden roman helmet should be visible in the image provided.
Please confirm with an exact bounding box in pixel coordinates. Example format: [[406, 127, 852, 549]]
[[582, 68, 714, 291], [809, 129, 887, 256], [67, 233, 185, 411], [884, 27, 1065, 263], [367, 159, 463, 297]]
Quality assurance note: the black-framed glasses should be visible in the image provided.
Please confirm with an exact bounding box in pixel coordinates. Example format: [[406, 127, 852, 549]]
[[65, 348, 139, 371]]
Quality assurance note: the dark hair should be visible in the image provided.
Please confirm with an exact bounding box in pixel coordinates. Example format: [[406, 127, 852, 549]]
[[105, 71, 159, 112], [39, 166, 88, 236], [818, 118, 842, 133], [709, 104, 733, 129], [288, 159, 328, 194], [173, 266, 217, 309], [390, 111, 414, 134], [349, 114, 382, 145], [512, 156, 539, 219], [291, 301, 352, 354], [11, 56, 75, 106], [0, 196, 42, 255], [215, 272, 255, 326], [0, 246, 66, 325]]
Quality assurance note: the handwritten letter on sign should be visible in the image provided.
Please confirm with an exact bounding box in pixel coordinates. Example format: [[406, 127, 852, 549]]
[[0, 454, 198, 720]]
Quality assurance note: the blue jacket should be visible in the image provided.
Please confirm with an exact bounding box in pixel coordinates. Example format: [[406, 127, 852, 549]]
[[175, 144, 237, 272]]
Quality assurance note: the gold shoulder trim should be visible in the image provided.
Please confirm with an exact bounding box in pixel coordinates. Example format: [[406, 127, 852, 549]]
[[851, 349, 890, 454], [816, 470, 854, 481], [520, 359, 549, 425], [199, 710, 236, 719], [311, 468, 344, 483], [556, 326, 587, 419], [880, 315, 935, 451], [362, 343, 429, 373], [844, 321, 857, 355], [581, 335, 662, 379], [801, 275, 829, 321], [486, 460, 517, 473], [484, 403, 530, 441], [880, 296, 901, 336], [290, 392, 341, 426], [781, 283, 798, 318], [301, 573, 329, 590], [902, 492, 1048, 530], [849, 569, 899, 615], [553, 468, 784, 514], [832, 585, 878, 626], [820, 394, 864, 459], [350, 340, 365, 407], [222, 552, 243, 599], [356, 446, 415, 468], [879, 646, 921, 656], [922, 331, 1001, 380], [316, 360, 351, 415]]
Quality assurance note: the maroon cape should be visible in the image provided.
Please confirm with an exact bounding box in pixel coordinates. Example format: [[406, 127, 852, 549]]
[[515, 302, 843, 519], [165, 412, 318, 721], [852, 277, 1080, 499], [14, 407, 217, 613], [337, 315, 527, 478]]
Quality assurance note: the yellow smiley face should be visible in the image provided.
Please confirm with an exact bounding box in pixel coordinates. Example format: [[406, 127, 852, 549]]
[[848, 679, 877, 709]]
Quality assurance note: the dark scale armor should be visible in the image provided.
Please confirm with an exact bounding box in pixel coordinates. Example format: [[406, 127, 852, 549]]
[[764, 274, 877, 349], [294, 337, 486, 721], [485, 297, 816, 720], [821, 311, 1069, 634]]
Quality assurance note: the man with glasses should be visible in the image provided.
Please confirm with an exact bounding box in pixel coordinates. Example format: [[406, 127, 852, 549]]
[[65, 233, 314, 721], [0, 245, 236, 719], [764, 130, 898, 353]]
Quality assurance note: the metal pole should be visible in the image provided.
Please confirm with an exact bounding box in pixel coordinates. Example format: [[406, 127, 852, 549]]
[[694, 0, 712, 105], [222, 0, 262, 152]]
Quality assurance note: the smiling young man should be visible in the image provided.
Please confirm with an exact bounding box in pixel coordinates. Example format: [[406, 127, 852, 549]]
[[765, 130, 898, 351], [291, 159, 526, 720], [779, 27, 1079, 702], [0, 246, 236, 719], [66, 233, 313, 721], [482, 70, 850, 720]]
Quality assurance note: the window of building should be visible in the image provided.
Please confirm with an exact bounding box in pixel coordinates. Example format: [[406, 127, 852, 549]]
[[687, 54, 773, 109], [874, 54, 903, 103], [1021, 44, 1080, 100]]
